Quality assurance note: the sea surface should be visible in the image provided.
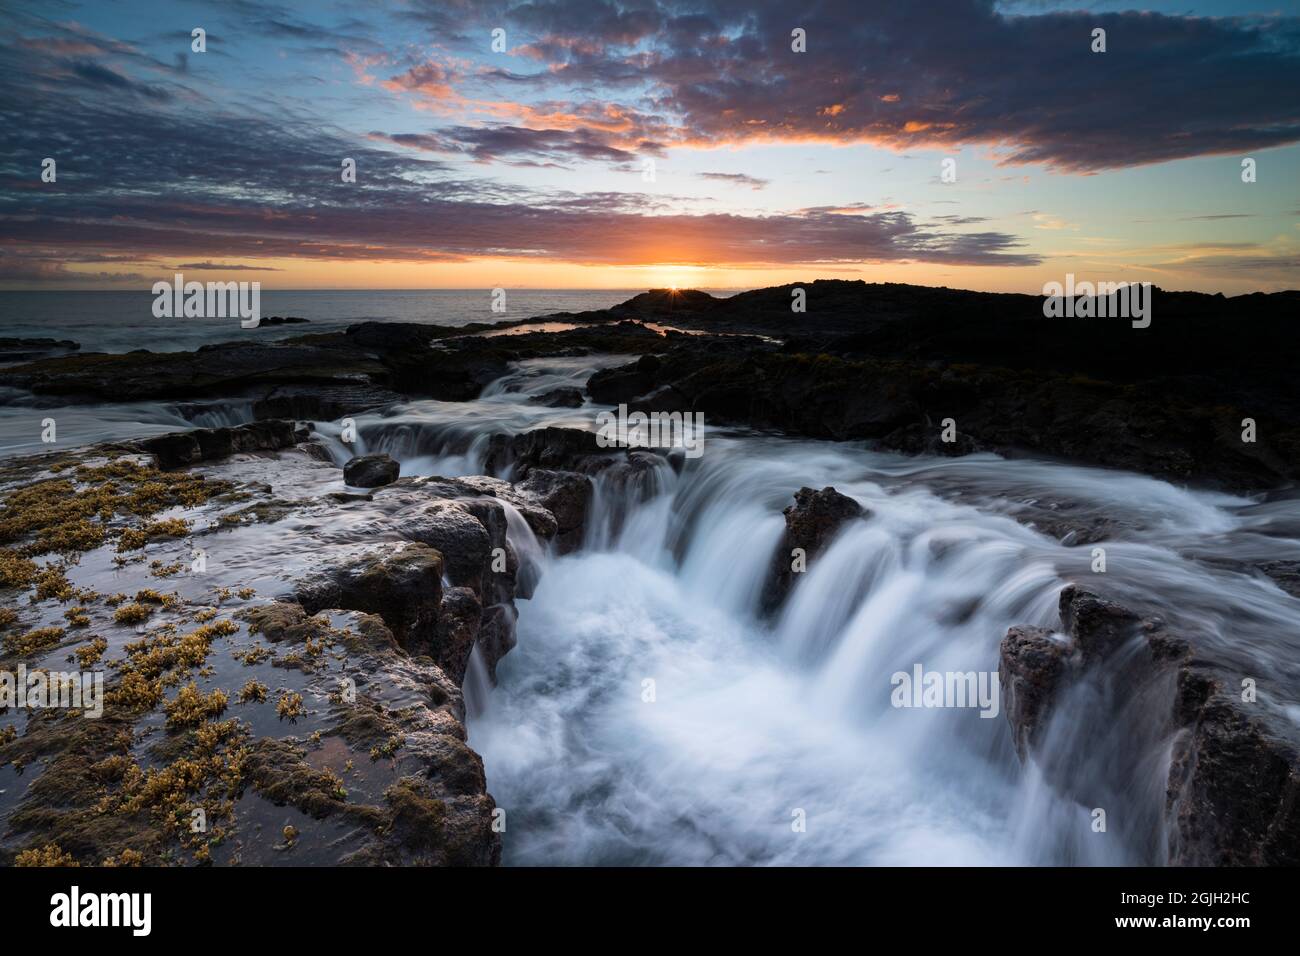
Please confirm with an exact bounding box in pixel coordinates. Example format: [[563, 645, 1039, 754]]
[[0, 289, 732, 354]]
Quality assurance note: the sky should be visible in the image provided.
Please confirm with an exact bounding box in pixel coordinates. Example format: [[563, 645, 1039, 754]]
[[0, 0, 1297, 293]]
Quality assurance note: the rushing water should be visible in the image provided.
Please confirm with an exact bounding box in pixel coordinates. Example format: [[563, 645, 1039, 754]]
[[7, 350, 1299, 866], [305, 356, 1300, 866]]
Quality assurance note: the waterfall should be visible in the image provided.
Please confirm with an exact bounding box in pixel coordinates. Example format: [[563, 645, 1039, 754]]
[[274, 356, 1300, 866]]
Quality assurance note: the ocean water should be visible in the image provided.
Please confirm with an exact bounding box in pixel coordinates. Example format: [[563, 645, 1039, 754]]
[[0, 289, 716, 354]]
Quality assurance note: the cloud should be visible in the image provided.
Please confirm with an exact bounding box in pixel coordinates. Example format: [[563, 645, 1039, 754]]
[[175, 262, 283, 271], [389, 0, 1300, 172], [697, 172, 768, 189], [0, 19, 1039, 275]]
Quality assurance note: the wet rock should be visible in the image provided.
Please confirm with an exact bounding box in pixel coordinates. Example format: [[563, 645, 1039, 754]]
[[763, 486, 867, 611], [999, 625, 1072, 760], [0, 339, 390, 403], [344, 453, 400, 488], [515, 469, 593, 554], [881, 421, 984, 457], [1003, 585, 1300, 866], [290, 541, 444, 656], [1058, 583, 1141, 664], [483, 425, 611, 478], [434, 587, 483, 685], [586, 354, 663, 404], [255, 316, 309, 326], [253, 383, 405, 420], [404, 502, 493, 595], [429, 475, 559, 541], [476, 604, 518, 682], [1166, 664, 1300, 865], [138, 419, 307, 469], [529, 386, 584, 408]]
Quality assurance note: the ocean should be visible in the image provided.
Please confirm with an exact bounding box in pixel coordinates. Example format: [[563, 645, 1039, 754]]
[[0, 289, 731, 354]]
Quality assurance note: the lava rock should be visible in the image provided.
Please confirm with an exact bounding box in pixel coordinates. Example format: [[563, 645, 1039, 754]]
[[529, 386, 584, 408], [763, 486, 867, 612], [138, 419, 307, 469], [999, 624, 1072, 760], [515, 468, 594, 553], [344, 453, 400, 488], [291, 541, 444, 655]]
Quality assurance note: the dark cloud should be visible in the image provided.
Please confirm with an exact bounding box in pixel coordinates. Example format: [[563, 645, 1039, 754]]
[[373, 126, 645, 166], [0, 2, 1076, 279], [390, 0, 1300, 171], [698, 172, 768, 189], [175, 262, 283, 271]]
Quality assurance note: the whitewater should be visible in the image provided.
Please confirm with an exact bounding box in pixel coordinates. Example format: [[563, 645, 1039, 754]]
[[297, 355, 1300, 866]]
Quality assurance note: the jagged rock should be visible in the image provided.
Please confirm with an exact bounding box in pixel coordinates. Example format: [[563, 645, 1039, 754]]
[[529, 386, 584, 408], [290, 541, 443, 656], [344, 453, 400, 488], [429, 475, 559, 541], [515, 469, 593, 554], [1166, 665, 1300, 866], [138, 419, 307, 469], [435, 587, 483, 685], [586, 354, 663, 404], [253, 383, 405, 420], [763, 486, 867, 611], [483, 425, 611, 478], [999, 625, 1072, 760], [403, 502, 493, 595], [1058, 584, 1141, 663], [1002, 585, 1300, 866]]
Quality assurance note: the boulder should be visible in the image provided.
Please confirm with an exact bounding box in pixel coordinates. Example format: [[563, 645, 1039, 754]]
[[483, 425, 611, 478], [138, 419, 307, 469], [763, 486, 867, 611], [998, 624, 1072, 760], [515, 469, 594, 554], [344, 453, 400, 488], [529, 386, 584, 408], [291, 541, 443, 656]]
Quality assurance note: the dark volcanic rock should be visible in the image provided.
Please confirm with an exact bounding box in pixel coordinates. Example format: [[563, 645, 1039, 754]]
[[1002, 584, 1300, 866], [484, 425, 611, 478], [138, 419, 307, 469], [291, 541, 443, 655], [403, 502, 494, 595], [529, 386, 584, 408], [764, 486, 867, 611], [433, 586, 483, 685], [344, 453, 400, 488], [999, 624, 1072, 760], [515, 468, 594, 553], [586, 354, 663, 404], [253, 383, 405, 420], [1058, 584, 1141, 663], [1167, 668, 1300, 866]]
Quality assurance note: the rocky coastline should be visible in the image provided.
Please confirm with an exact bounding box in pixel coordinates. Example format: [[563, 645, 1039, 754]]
[[2, 281, 1298, 866]]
